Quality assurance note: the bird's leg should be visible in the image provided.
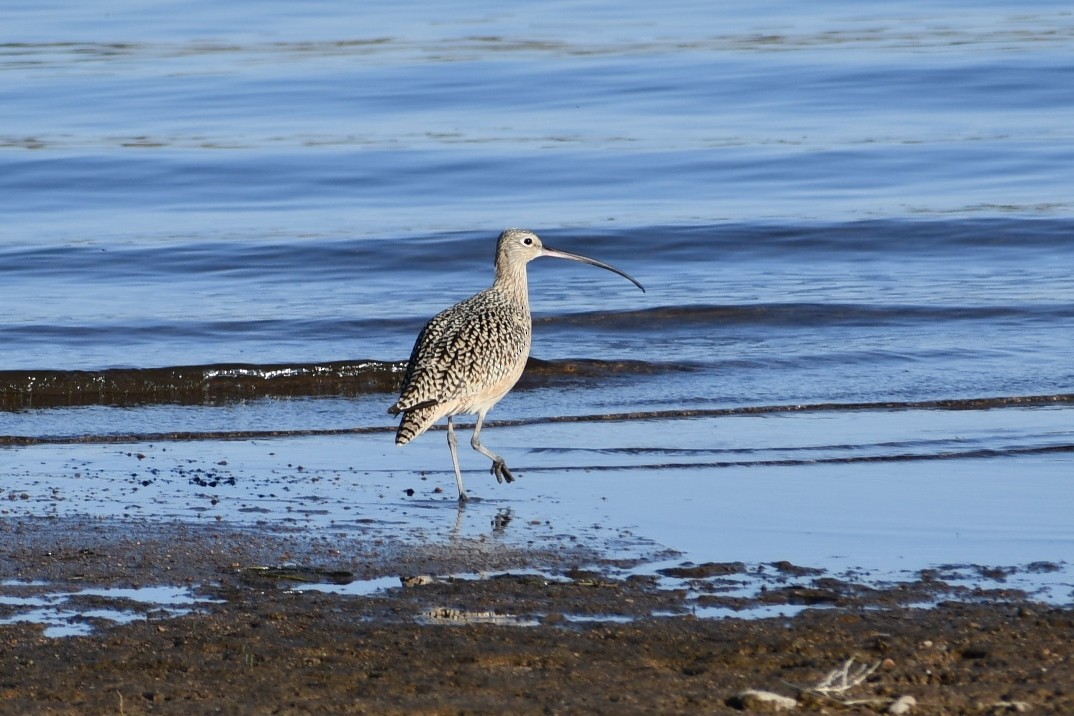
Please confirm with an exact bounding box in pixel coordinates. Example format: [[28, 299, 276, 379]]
[[470, 413, 515, 484], [446, 417, 468, 502]]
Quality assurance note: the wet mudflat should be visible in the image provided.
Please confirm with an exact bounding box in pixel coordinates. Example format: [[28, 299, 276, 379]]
[[2, 415, 1073, 713], [2, 517, 1072, 715]]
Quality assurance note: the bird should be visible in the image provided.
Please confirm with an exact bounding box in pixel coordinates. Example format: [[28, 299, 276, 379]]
[[388, 228, 645, 502]]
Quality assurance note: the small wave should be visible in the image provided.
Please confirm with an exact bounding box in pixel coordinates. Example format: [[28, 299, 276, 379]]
[[0, 357, 693, 411], [517, 443, 1074, 471], [0, 360, 404, 411], [6, 219, 1072, 283], [538, 303, 1074, 330], [488, 393, 1074, 425], [3, 393, 1070, 446], [520, 357, 698, 380]]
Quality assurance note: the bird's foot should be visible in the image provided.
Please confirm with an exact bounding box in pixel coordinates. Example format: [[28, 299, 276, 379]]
[[491, 460, 515, 484]]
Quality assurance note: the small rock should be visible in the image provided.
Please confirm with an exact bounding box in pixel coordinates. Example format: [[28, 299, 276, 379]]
[[767, 560, 824, 577], [887, 695, 917, 714], [658, 561, 747, 579], [728, 689, 797, 711]]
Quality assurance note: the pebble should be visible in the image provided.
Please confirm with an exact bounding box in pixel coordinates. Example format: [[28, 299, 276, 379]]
[[887, 694, 917, 714], [729, 689, 798, 711]]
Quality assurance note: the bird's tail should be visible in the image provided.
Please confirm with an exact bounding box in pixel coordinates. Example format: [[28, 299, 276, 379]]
[[394, 404, 440, 446]]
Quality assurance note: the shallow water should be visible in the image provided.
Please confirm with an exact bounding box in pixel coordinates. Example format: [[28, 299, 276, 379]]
[[0, 582, 219, 638], [2, 1, 1073, 610]]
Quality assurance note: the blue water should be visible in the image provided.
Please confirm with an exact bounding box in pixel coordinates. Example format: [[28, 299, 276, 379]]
[[2, 2, 1073, 607], [4, 0, 1074, 423], [4, 1, 1074, 418]]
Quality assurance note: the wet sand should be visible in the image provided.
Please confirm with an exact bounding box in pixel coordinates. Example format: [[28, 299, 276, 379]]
[[3, 411, 1073, 713], [2, 516, 1073, 715]]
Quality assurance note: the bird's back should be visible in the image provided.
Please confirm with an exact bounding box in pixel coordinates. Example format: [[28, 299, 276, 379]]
[[391, 287, 531, 444]]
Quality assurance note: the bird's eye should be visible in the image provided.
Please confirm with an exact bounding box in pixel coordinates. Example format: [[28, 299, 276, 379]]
[[523, 237, 533, 245]]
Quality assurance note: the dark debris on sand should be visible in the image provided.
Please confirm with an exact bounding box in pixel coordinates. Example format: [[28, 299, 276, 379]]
[[1, 517, 1072, 714]]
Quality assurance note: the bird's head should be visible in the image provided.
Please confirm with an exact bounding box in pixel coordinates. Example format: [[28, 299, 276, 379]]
[[496, 228, 545, 264], [494, 228, 645, 292]]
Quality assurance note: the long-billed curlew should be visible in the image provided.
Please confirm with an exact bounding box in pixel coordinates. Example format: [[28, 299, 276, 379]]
[[388, 228, 645, 502]]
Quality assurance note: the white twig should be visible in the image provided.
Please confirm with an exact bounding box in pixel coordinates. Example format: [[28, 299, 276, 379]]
[[810, 657, 881, 696], [775, 657, 906, 711]]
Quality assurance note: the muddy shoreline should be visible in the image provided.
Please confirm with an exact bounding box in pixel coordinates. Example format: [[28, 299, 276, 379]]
[[1, 517, 1071, 714]]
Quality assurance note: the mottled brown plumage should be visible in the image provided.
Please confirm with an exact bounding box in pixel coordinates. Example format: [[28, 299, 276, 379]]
[[389, 228, 644, 501]]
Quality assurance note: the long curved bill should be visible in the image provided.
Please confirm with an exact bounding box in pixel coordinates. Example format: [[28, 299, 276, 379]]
[[541, 245, 646, 292]]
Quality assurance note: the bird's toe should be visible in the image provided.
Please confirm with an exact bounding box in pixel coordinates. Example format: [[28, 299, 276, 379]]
[[495, 462, 516, 484]]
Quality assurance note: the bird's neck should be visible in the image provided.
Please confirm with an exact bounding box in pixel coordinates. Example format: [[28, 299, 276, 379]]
[[493, 259, 530, 307]]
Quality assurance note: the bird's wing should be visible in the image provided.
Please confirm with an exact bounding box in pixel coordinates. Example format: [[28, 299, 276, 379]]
[[391, 291, 529, 414], [389, 310, 458, 414]]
